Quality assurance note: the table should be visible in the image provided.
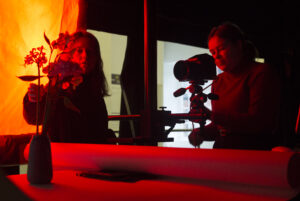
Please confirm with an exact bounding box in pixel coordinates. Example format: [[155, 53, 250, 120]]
[[5, 143, 300, 201], [8, 170, 295, 201]]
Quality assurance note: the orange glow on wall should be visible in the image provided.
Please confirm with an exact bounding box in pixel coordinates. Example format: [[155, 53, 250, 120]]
[[0, 0, 80, 135]]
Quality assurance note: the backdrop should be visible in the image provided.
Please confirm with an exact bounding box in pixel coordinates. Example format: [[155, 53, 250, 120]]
[[0, 0, 80, 135]]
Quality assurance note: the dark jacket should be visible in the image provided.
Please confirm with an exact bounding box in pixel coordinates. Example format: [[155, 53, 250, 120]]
[[206, 62, 281, 150], [23, 75, 111, 144]]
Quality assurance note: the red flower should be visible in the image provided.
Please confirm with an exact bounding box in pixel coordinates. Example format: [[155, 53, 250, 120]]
[[62, 82, 70, 90], [51, 32, 71, 51], [24, 46, 47, 68], [44, 60, 83, 80], [21, 32, 82, 114]]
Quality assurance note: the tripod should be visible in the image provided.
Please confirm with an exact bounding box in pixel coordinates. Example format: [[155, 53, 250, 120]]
[[174, 81, 218, 148]]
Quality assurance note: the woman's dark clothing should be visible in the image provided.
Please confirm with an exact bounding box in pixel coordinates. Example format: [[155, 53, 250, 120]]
[[23, 76, 110, 144], [205, 62, 281, 150]]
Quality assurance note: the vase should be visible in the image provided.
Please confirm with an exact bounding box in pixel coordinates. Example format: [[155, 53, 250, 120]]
[[27, 134, 53, 184]]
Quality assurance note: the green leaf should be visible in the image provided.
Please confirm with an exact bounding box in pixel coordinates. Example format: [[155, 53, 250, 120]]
[[64, 97, 80, 114], [44, 32, 51, 46], [44, 32, 53, 51], [17, 75, 44, 82]]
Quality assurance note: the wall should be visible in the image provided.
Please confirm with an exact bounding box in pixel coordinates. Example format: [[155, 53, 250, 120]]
[[88, 30, 127, 133]]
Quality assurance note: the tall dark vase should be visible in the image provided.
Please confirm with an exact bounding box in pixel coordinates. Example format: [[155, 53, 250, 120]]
[[27, 134, 53, 184]]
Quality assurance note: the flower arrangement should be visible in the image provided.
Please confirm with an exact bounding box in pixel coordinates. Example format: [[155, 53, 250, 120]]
[[19, 32, 84, 135], [20, 32, 88, 184]]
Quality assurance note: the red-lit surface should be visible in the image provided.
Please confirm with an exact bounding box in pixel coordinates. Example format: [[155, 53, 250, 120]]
[[8, 170, 293, 201], [6, 143, 298, 200], [22, 143, 300, 190]]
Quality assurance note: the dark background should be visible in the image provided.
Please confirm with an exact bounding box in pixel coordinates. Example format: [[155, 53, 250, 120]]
[[86, 0, 300, 60], [85, 0, 299, 146]]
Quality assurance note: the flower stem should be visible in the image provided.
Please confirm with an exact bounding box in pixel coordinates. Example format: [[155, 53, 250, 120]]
[[36, 64, 41, 135], [41, 79, 52, 136], [41, 47, 54, 136]]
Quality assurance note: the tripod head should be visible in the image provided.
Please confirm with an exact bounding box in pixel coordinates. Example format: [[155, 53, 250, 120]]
[[173, 81, 218, 126]]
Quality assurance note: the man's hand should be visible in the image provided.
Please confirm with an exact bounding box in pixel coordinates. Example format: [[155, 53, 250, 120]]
[[28, 83, 45, 102], [188, 128, 204, 147]]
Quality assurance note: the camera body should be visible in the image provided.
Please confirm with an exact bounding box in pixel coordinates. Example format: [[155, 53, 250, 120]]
[[173, 53, 216, 82]]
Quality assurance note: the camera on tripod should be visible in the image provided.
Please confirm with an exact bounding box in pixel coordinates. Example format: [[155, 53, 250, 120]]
[[172, 53, 218, 147], [173, 53, 218, 125]]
